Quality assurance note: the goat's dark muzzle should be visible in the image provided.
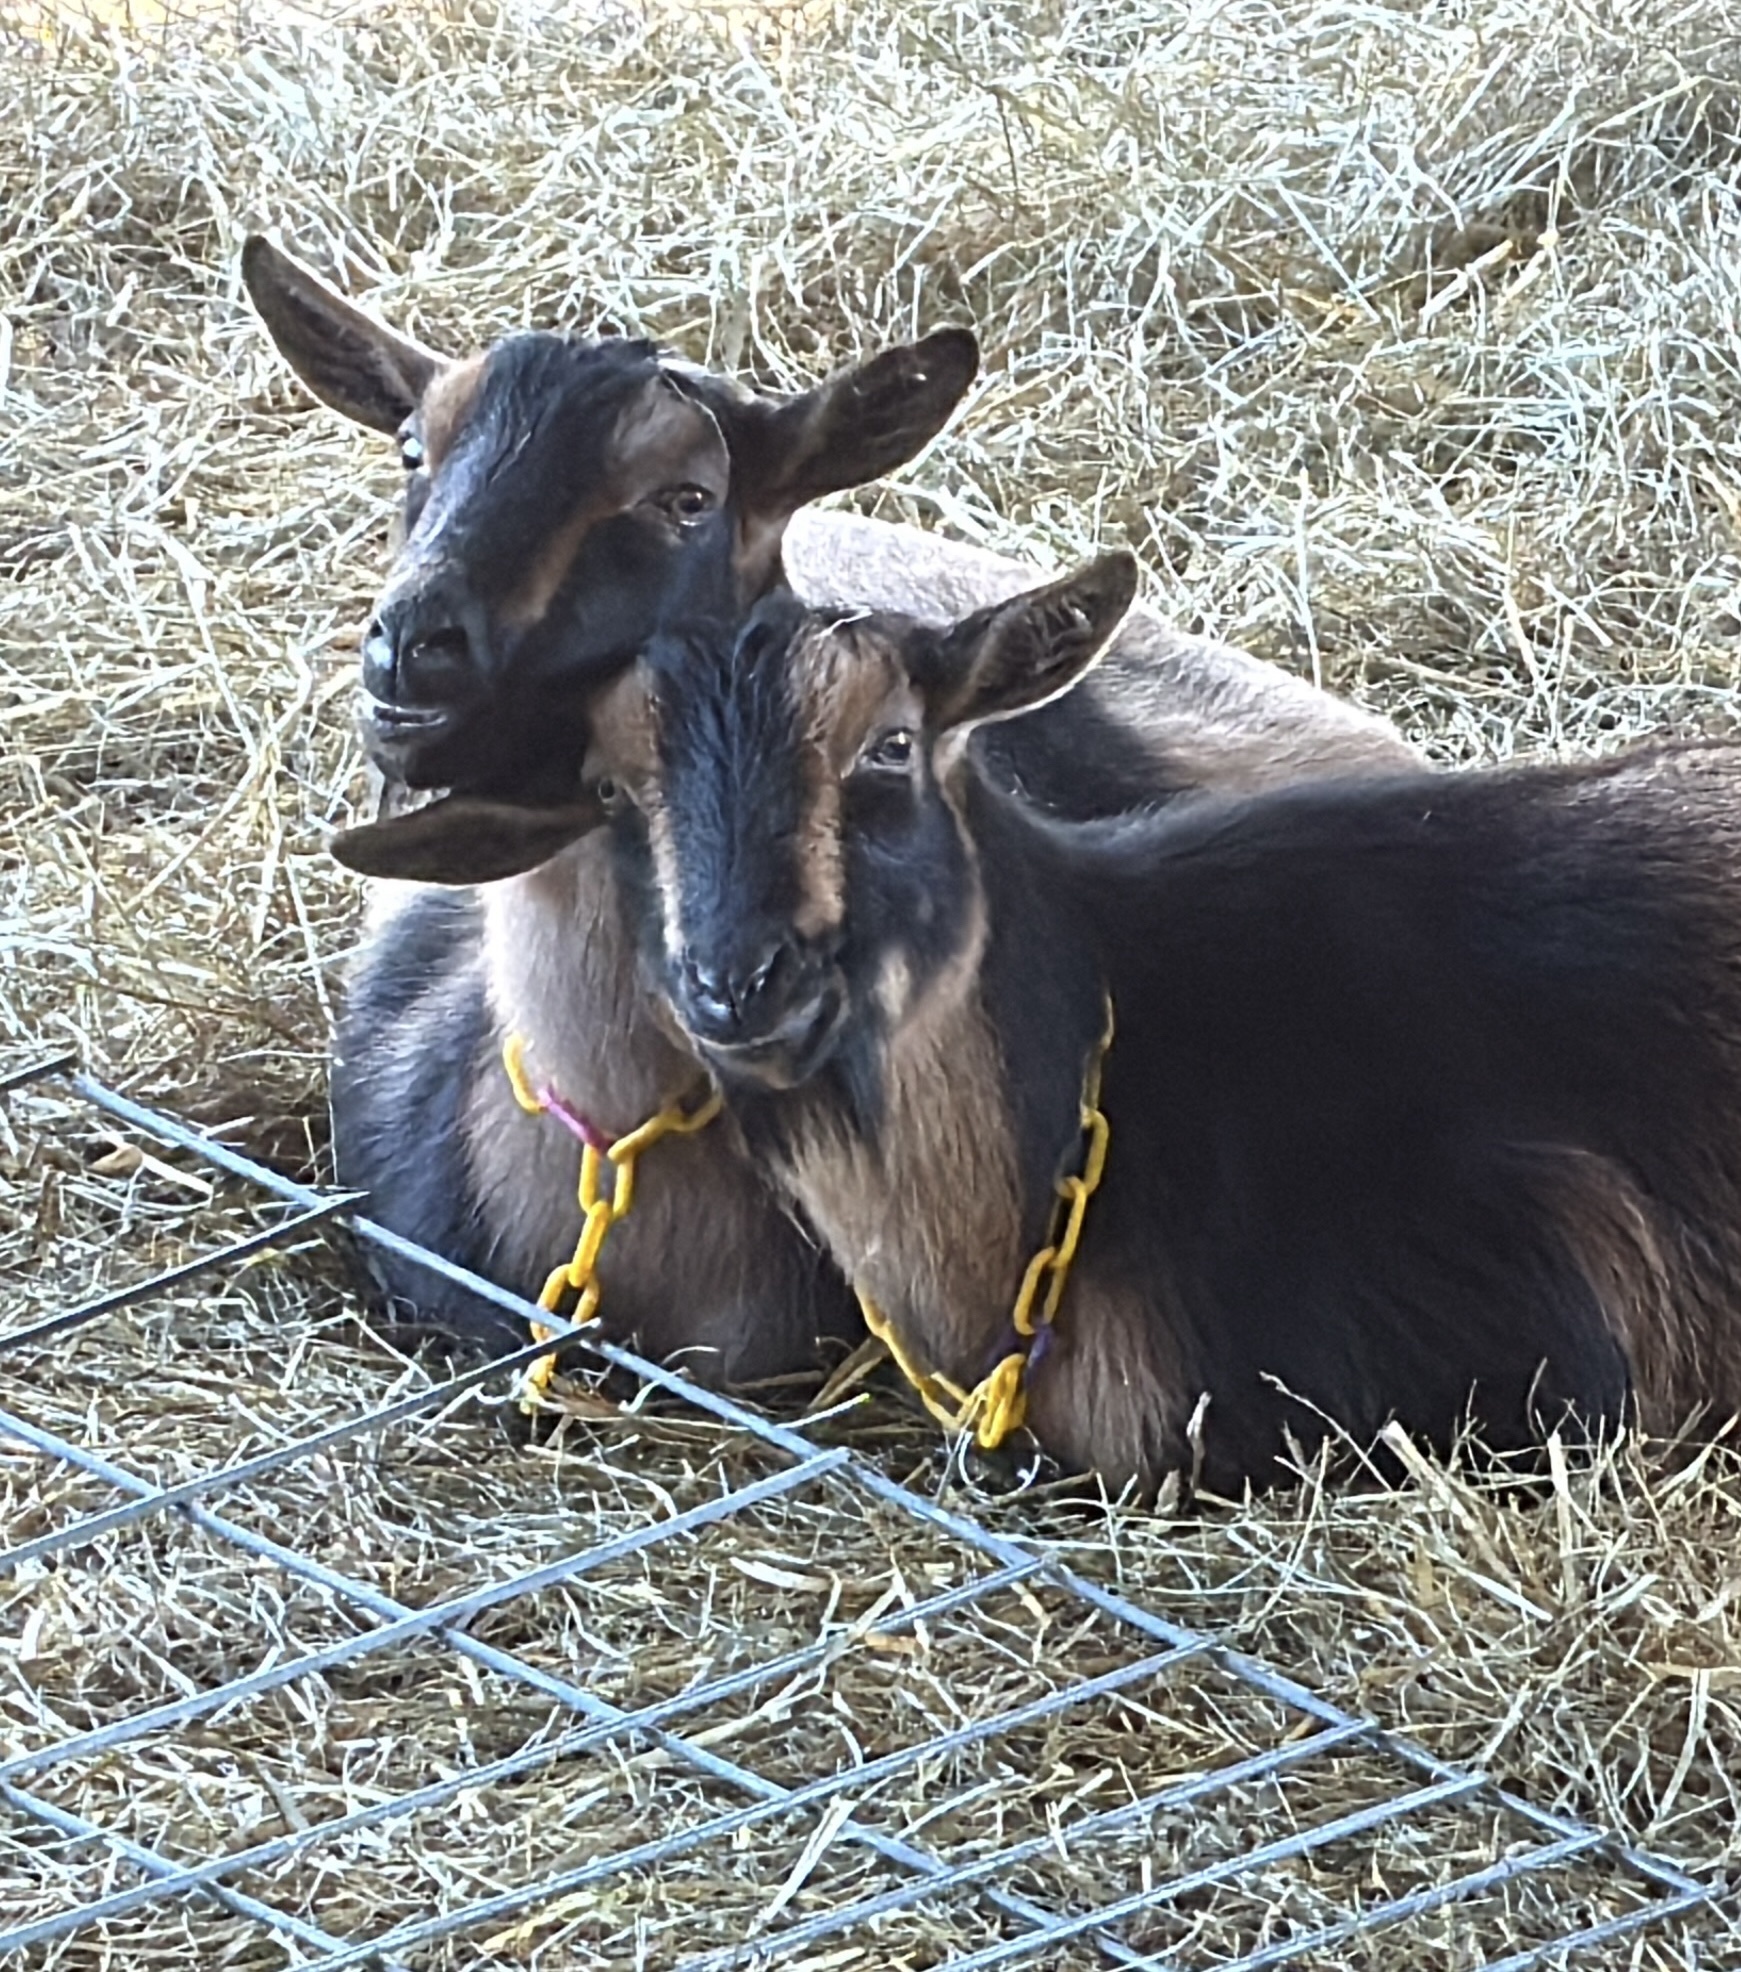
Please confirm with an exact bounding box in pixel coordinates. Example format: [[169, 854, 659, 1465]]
[[672, 937, 845, 1088], [357, 582, 499, 785]]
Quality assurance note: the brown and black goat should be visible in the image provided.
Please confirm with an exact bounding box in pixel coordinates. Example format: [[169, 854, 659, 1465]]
[[245, 236, 1413, 1387], [247, 235, 983, 1377], [352, 549, 1741, 1493]]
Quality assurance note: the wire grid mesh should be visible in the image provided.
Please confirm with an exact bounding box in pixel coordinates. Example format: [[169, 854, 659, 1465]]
[[0, 1053, 1725, 1969]]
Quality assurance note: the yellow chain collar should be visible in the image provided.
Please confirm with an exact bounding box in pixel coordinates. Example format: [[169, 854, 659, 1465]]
[[503, 1032, 723, 1410], [856, 995, 1115, 1453]]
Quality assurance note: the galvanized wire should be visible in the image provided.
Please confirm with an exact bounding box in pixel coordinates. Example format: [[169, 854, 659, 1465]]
[[0, 1057, 1725, 1969]]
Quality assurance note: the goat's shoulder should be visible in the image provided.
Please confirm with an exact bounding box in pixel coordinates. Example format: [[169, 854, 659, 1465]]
[[345, 880, 485, 1029]]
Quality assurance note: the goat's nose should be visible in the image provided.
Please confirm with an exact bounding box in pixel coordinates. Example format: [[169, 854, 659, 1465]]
[[680, 938, 802, 1037], [362, 612, 480, 708]]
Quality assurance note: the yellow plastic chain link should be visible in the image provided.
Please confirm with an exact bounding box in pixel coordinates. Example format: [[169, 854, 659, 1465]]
[[503, 1032, 723, 1410], [856, 996, 1115, 1453]]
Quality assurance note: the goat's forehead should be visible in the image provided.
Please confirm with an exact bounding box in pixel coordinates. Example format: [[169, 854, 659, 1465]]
[[790, 620, 913, 746], [673, 616, 910, 734], [589, 615, 916, 789], [423, 333, 676, 467]]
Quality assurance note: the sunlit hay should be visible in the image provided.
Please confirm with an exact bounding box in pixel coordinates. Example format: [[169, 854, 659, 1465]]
[[3, 2, 1740, 1963]]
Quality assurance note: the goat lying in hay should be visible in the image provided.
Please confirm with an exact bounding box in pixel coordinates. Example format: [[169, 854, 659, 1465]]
[[245, 237, 1413, 1389], [342, 542, 1741, 1494]]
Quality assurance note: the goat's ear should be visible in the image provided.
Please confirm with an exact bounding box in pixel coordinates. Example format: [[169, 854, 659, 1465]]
[[329, 794, 605, 886], [242, 234, 448, 436], [926, 552, 1141, 730], [732, 328, 978, 516]]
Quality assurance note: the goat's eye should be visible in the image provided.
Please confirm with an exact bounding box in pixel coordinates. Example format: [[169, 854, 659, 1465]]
[[862, 730, 916, 773], [399, 432, 425, 472], [593, 775, 627, 813], [658, 483, 715, 524]]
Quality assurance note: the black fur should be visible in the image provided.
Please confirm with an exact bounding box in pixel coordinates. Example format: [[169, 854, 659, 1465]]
[[963, 758, 1698, 1489], [329, 888, 522, 1350], [374, 337, 701, 796], [974, 684, 1194, 819]]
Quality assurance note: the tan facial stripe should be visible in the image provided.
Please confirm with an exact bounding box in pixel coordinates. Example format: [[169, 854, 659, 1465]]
[[418, 352, 487, 466], [584, 670, 678, 956], [646, 792, 689, 967], [793, 751, 844, 941], [498, 498, 612, 632], [789, 619, 919, 938]]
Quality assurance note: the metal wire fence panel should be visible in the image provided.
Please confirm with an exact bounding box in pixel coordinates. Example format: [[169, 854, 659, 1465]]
[[1, 1056, 1732, 1969]]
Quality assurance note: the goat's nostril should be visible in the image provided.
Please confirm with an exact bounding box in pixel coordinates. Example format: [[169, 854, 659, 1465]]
[[361, 623, 398, 700], [679, 941, 813, 1039], [683, 956, 737, 1022]]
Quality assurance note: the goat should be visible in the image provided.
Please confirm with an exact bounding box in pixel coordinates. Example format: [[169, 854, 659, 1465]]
[[245, 236, 1413, 1388], [354, 547, 1741, 1493], [247, 236, 985, 1378]]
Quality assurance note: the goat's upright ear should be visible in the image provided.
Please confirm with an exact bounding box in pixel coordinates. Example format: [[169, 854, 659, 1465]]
[[730, 328, 979, 518], [924, 552, 1141, 730], [242, 234, 448, 436], [329, 792, 606, 886]]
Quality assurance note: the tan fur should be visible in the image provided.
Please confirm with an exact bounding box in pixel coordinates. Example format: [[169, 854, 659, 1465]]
[[789, 622, 920, 940], [735, 509, 790, 602], [418, 354, 486, 465], [1537, 1145, 1712, 1433], [792, 732, 844, 943], [456, 836, 849, 1379], [499, 502, 611, 632], [479, 839, 701, 1135], [585, 666, 662, 788], [779, 929, 1026, 1382], [1023, 1274, 1198, 1494]]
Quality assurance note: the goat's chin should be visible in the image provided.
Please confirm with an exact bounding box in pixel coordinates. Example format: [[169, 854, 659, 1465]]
[[686, 983, 848, 1093]]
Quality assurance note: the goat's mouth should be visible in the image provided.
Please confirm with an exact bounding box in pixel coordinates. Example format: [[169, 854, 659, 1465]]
[[359, 690, 461, 759], [364, 694, 452, 735], [685, 980, 847, 1091], [357, 693, 465, 791], [357, 693, 592, 807]]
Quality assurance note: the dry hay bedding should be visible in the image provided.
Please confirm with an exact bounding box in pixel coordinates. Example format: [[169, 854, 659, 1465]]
[[3, 0, 1741, 1965]]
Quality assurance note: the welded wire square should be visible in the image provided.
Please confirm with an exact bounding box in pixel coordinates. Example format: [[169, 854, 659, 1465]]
[[0, 1082, 322, 1346], [1, 1519, 497, 1786], [256, 1803, 934, 1972], [0, 1866, 295, 1972], [670, 1575, 1273, 1814], [963, 1765, 1627, 1967], [198, 1414, 829, 1647]]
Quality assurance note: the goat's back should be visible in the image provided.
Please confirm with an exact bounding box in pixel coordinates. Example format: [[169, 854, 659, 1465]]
[[1001, 743, 1741, 1485]]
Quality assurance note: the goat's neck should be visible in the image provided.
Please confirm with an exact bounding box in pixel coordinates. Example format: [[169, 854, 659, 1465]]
[[776, 790, 1106, 1388], [480, 837, 705, 1138]]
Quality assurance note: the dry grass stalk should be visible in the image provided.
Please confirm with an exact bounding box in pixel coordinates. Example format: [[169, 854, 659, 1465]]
[[3, 1, 1741, 1964]]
